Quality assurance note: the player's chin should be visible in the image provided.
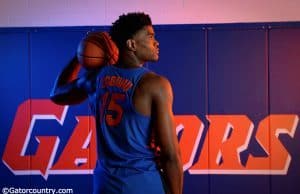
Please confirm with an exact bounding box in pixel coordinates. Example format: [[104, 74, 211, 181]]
[[145, 53, 159, 62], [151, 54, 159, 62], [149, 58, 159, 63]]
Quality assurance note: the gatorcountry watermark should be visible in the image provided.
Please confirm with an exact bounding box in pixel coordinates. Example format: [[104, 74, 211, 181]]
[[1, 187, 73, 194]]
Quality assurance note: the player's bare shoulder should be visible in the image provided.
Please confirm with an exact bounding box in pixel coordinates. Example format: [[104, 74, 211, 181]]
[[139, 71, 173, 100]]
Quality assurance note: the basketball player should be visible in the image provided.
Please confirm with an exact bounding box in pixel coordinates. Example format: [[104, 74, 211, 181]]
[[50, 12, 183, 194]]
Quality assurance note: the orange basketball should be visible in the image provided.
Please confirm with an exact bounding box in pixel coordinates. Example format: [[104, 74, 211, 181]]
[[77, 31, 119, 70]]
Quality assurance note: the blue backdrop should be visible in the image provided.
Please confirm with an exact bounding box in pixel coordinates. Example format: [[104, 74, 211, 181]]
[[0, 23, 299, 194]]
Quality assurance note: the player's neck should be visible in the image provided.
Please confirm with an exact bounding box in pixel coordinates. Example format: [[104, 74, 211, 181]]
[[117, 53, 144, 69]]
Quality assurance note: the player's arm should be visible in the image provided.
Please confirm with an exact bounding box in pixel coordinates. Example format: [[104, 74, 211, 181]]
[[50, 56, 88, 105], [151, 75, 183, 194]]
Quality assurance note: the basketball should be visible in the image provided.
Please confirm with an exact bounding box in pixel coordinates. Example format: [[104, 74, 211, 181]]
[[77, 31, 119, 70]]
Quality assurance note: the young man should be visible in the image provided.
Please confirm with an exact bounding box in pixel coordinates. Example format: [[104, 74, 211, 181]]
[[50, 12, 183, 194]]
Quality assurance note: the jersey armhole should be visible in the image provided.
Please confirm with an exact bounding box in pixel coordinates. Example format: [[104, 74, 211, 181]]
[[129, 70, 151, 118]]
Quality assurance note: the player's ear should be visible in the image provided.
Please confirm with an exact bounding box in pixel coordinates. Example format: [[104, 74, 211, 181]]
[[126, 39, 136, 51]]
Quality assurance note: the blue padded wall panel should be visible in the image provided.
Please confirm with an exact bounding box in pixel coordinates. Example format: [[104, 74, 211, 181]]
[[208, 29, 267, 114], [207, 28, 269, 194], [269, 28, 300, 113], [0, 32, 30, 188], [269, 28, 300, 194]]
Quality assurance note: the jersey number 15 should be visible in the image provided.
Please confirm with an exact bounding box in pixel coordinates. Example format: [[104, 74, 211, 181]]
[[100, 92, 126, 126]]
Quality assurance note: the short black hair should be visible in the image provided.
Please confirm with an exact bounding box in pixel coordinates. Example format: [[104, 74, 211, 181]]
[[109, 12, 152, 50]]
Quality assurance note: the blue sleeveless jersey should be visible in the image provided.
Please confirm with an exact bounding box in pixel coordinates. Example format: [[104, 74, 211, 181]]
[[90, 65, 165, 194]]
